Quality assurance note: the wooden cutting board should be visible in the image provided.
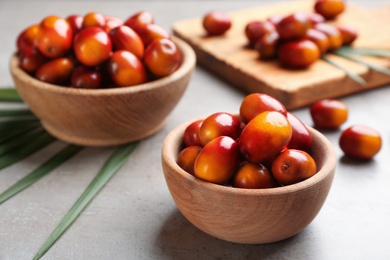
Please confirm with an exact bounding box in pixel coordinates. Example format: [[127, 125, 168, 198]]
[[172, 1, 390, 109]]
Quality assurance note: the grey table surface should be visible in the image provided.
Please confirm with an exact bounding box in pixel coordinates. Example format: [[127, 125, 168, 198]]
[[0, 0, 389, 259]]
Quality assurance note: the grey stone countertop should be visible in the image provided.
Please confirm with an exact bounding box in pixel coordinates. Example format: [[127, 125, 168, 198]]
[[0, 1, 389, 259]]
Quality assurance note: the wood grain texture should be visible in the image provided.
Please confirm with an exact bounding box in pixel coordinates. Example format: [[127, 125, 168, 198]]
[[173, 1, 390, 109], [10, 37, 196, 147], [161, 117, 336, 244]]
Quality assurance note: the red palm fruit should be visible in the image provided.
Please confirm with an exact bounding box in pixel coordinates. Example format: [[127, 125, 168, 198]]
[[239, 111, 292, 163], [239, 93, 287, 124], [177, 146, 202, 175], [110, 25, 145, 59], [286, 112, 313, 152], [272, 149, 317, 186], [37, 15, 73, 58], [195, 136, 240, 184], [199, 112, 241, 146]]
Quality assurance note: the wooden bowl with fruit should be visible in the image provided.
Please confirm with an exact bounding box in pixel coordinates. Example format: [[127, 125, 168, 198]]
[[161, 93, 336, 244], [9, 12, 196, 146]]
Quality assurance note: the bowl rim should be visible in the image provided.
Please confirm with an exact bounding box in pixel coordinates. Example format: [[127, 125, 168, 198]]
[[162, 116, 336, 196], [10, 36, 196, 97]]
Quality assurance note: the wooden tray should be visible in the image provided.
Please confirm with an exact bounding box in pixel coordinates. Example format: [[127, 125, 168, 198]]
[[172, 1, 390, 109]]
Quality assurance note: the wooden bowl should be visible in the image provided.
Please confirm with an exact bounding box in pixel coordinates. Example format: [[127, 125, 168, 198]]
[[161, 118, 336, 244], [9, 37, 196, 147]]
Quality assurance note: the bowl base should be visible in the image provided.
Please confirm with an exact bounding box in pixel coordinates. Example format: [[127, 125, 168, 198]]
[[41, 118, 167, 147]]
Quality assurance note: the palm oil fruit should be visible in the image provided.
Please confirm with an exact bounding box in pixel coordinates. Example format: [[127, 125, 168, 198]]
[[310, 99, 348, 129], [194, 136, 240, 184], [202, 11, 232, 36], [337, 24, 358, 46], [37, 15, 73, 59], [278, 39, 320, 68], [108, 50, 147, 87], [305, 28, 330, 54], [177, 93, 318, 188], [245, 20, 275, 46], [202, 2, 353, 69], [109, 25, 145, 59], [276, 12, 309, 40], [71, 66, 102, 89], [124, 11, 155, 33], [17, 11, 181, 89], [177, 146, 202, 175], [314, 0, 345, 20], [286, 112, 313, 153], [272, 149, 317, 186], [339, 125, 382, 160], [314, 23, 343, 50], [183, 120, 204, 147], [144, 38, 181, 77], [16, 23, 41, 55], [199, 112, 241, 146], [239, 111, 292, 163], [82, 12, 106, 29], [239, 93, 287, 124], [73, 27, 112, 67], [254, 31, 280, 59], [35, 57, 73, 85], [233, 162, 278, 189]]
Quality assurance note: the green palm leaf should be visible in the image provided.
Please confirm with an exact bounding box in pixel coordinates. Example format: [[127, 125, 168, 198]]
[[338, 47, 390, 58], [333, 49, 390, 76], [0, 118, 40, 133], [0, 109, 34, 117], [322, 55, 367, 85], [0, 131, 56, 170], [0, 127, 45, 156], [0, 125, 39, 144], [33, 141, 139, 260], [0, 144, 83, 204], [0, 87, 23, 102]]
